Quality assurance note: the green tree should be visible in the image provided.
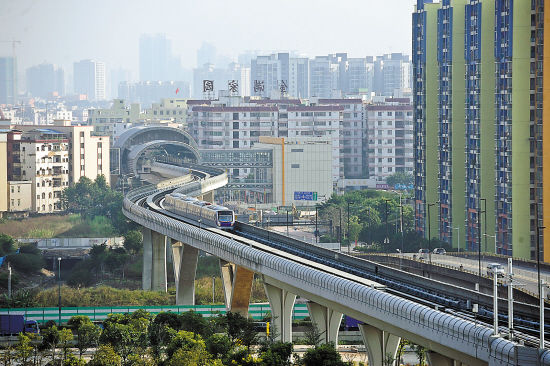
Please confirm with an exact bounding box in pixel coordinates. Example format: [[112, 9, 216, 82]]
[[0, 233, 16, 256], [180, 310, 212, 339], [165, 330, 204, 359], [218, 312, 258, 351], [300, 343, 351, 366], [386, 172, 413, 188], [258, 341, 293, 366], [165, 347, 222, 366], [123, 230, 143, 255], [205, 334, 233, 362], [88, 345, 121, 366], [67, 315, 92, 330], [14, 333, 33, 366], [40, 325, 60, 363], [59, 327, 74, 362], [75, 322, 101, 359]]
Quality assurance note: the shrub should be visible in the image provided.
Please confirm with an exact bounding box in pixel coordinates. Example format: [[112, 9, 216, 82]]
[[5, 253, 44, 273]]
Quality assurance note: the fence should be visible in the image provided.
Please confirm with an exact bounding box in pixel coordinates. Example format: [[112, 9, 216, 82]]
[[0, 303, 310, 325]]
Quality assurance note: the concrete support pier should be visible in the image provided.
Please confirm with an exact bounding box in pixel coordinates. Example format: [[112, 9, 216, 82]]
[[151, 231, 167, 291], [142, 228, 167, 292], [142, 228, 153, 291], [171, 239, 198, 305], [358, 323, 401, 366], [219, 259, 254, 316], [306, 301, 342, 345], [263, 282, 296, 342]]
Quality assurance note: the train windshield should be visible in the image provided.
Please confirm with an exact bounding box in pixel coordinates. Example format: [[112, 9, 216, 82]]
[[218, 211, 234, 222]]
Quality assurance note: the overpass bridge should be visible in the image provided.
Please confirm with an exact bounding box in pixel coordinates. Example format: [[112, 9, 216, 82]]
[[122, 162, 550, 366]]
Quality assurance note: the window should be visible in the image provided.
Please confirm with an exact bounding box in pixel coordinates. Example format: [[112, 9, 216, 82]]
[[387, 112, 393, 116], [10, 186, 14, 193], [291, 149, 304, 153], [378, 112, 383, 116], [291, 164, 300, 168]]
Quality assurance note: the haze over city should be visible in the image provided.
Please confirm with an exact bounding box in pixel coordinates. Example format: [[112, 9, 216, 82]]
[[0, 0, 549, 364], [1, 0, 415, 73]]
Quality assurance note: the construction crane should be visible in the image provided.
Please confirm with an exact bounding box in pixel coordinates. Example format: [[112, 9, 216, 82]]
[[0, 40, 21, 104]]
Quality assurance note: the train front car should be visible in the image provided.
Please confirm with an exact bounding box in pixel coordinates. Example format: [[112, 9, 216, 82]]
[[215, 207, 235, 230]]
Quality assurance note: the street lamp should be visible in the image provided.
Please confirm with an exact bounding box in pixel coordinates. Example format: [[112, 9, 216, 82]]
[[535, 202, 549, 347], [427, 202, 438, 265], [57, 257, 62, 326], [453, 227, 461, 253], [315, 205, 319, 244]]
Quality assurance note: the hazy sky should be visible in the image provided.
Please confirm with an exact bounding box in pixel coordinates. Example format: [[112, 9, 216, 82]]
[[1, 0, 416, 77]]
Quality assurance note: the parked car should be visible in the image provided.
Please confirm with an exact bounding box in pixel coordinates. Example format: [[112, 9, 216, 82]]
[[487, 263, 505, 278], [433, 248, 446, 255]]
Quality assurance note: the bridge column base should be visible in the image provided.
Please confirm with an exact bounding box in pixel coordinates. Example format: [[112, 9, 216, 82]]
[[151, 231, 167, 292], [427, 351, 462, 366], [142, 228, 153, 291], [306, 301, 342, 345], [171, 240, 198, 305], [358, 324, 400, 366], [219, 260, 254, 317], [263, 282, 296, 342]]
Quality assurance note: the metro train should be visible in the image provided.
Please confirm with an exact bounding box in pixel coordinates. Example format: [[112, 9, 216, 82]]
[[163, 192, 236, 230]]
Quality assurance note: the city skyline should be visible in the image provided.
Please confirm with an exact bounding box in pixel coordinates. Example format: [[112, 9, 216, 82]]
[[0, 0, 415, 75]]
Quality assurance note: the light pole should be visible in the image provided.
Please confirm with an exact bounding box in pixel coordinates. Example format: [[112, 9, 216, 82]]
[[398, 203, 404, 269], [427, 202, 437, 265], [453, 227, 461, 253], [339, 207, 342, 252], [315, 205, 318, 244], [492, 265, 500, 337], [57, 257, 62, 326], [7, 262, 11, 300], [384, 199, 390, 247], [535, 203, 546, 349], [347, 202, 351, 254]]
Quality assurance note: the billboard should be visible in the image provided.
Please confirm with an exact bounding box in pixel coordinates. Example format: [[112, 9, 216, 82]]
[[294, 191, 318, 201]]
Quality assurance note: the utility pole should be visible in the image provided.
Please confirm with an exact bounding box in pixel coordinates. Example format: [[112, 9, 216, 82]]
[[347, 202, 350, 254], [339, 208, 342, 252]]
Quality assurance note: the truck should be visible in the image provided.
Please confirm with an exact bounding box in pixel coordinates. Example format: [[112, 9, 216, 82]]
[[0, 314, 39, 336]]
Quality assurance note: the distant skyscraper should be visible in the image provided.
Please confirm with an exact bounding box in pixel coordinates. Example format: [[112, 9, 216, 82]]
[[347, 57, 374, 95], [0, 57, 17, 104], [140, 34, 180, 81], [73, 60, 106, 100], [373, 53, 411, 97], [26, 63, 65, 98], [196, 42, 217, 68], [309, 54, 347, 98], [250, 53, 289, 98], [289, 57, 309, 98]]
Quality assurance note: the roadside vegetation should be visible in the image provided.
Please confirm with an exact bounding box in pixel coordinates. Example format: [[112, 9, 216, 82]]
[[0, 311, 355, 366], [318, 187, 451, 253]]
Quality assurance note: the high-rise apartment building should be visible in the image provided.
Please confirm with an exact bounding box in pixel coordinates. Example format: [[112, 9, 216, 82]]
[[289, 57, 309, 99], [373, 53, 411, 97], [309, 54, 348, 98], [18, 129, 70, 213], [250, 53, 289, 98], [26, 63, 65, 98], [365, 98, 414, 181], [347, 57, 375, 95], [413, 0, 545, 261], [0, 57, 17, 105], [73, 60, 106, 100]]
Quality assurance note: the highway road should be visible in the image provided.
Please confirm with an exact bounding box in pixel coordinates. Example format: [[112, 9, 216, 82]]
[[404, 253, 550, 295]]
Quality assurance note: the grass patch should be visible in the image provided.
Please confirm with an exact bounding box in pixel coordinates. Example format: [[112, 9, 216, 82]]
[[0, 214, 119, 239]]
